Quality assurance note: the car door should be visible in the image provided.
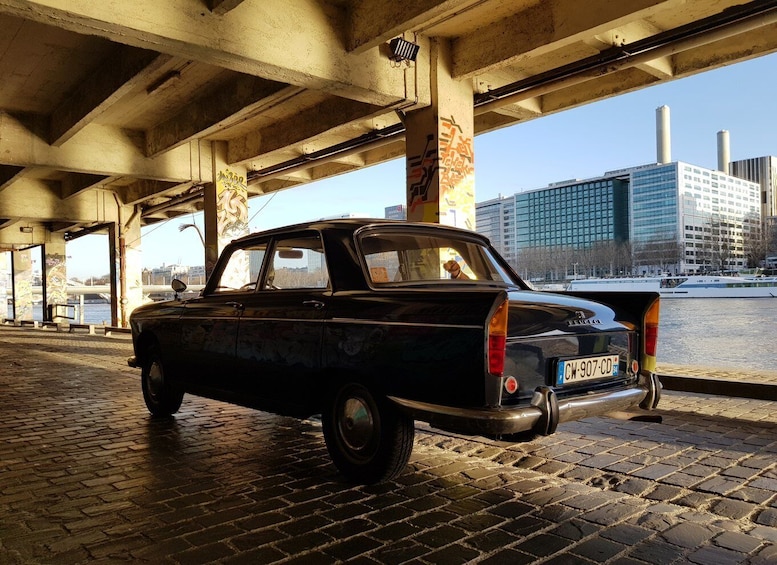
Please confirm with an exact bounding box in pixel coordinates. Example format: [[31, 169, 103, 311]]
[[176, 241, 267, 392], [234, 232, 329, 414]]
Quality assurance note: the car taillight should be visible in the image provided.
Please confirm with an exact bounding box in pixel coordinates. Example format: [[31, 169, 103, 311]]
[[642, 298, 660, 372], [488, 300, 509, 376]]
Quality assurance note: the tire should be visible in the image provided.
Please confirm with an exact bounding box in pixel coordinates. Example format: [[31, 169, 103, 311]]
[[141, 346, 184, 416], [322, 381, 414, 484]]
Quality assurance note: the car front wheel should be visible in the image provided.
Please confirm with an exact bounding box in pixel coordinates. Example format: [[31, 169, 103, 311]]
[[141, 347, 184, 416], [322, 381, 414, 484]]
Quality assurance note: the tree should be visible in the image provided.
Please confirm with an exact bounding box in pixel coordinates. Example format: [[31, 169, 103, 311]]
[[515, 240, 635, 282], [633, 237, 682, 275]]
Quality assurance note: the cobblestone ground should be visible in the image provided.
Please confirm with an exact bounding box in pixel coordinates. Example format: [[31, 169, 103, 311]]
[[1, 325, 776, 564]]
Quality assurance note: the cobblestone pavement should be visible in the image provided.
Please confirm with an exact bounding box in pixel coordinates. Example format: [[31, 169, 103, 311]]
[[657, 363, 777, 386], [1, 325, 776, 564]]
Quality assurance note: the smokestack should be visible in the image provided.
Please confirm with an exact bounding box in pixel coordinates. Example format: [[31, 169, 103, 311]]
[[717, 130, 730, 174], [656, 105, 671, 164]]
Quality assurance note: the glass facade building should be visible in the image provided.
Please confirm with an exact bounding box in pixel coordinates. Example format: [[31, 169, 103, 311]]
[[478, 161, 761, 275], [515, 178, 629, 249], [629, 162, 760, 273], [476, 176, 630, 265]]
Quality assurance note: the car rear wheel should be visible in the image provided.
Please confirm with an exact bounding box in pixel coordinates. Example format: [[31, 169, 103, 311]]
[[322, 381, 414, 484], [141, 347, 184, 416]]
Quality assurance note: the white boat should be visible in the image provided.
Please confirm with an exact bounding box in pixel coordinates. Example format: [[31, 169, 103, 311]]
[[566, 275, 777, 298]]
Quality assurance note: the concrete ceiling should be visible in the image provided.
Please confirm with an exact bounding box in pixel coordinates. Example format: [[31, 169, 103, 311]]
[[0, 0, 776, 247]]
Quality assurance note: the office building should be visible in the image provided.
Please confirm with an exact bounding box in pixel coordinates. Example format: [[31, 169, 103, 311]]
[[730, 155, 777, 239], [477, 176, 630, 266], [477, 160, 761, 275], [630, 161, 760, 274], [384, 204, 407, 220], [477, 106, 763, 277]]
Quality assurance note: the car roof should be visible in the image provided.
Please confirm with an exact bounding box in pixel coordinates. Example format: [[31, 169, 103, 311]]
[[230, 218, 491, 245]]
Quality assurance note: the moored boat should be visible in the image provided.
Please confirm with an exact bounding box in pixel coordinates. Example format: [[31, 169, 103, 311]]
[[566, 275, 777, 298]]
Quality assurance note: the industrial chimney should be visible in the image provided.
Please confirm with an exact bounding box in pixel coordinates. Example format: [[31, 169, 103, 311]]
[[717, 130, 730, 174], [656, 105, 671, 164]]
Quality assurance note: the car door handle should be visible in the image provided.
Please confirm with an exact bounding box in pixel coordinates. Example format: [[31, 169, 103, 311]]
[[225, 301, 245, 311], [303, 300, 325, 310]]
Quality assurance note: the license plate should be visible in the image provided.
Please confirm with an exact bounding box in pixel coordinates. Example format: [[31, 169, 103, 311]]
[[556, 354, 619, 385]]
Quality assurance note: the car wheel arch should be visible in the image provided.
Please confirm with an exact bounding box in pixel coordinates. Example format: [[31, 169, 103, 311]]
[[320, 371, 415, 484], [135, 332, 160, 366]]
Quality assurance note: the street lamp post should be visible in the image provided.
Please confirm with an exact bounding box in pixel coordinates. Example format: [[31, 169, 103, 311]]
[[179, 223, 205, 247]]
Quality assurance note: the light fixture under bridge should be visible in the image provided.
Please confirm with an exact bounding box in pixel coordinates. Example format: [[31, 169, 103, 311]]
[[388, 37, 420, 63]]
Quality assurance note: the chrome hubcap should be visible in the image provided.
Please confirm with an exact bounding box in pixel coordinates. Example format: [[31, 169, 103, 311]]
[[148, 361, 164, 399], [339, 396, 374, 453]]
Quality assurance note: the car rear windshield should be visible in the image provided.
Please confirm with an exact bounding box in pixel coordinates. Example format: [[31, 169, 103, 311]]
[[358, 229, 517, 286]]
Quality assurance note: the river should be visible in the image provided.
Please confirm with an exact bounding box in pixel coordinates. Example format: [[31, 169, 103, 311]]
[[7, 297, 777, 372], [657, 298, 777, 372]]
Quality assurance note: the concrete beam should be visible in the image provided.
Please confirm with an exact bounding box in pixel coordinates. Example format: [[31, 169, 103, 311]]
[[451, 0, 682, 78], [0, 112, 213, 182], [0, 165, 26, 192], [207, 0, 247, 16], [672, 22, 777, 75], [116, 179, 189, 206], [0, 178, 121, 225], [60, 173, 112, 199], [50, 46, 173, 146], [349, 0, 469, 52], [588, 21, 675, 79], [488, 98, 542, 120], [0, 221, 49, 245], [542, 66, 661, 113], [0, 0, 418, 107], [146, 77, 294, 156], [230, 97, 387, 165]]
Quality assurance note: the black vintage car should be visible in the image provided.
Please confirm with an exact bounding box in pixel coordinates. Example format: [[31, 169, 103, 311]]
[[129, 219, 661, 483]]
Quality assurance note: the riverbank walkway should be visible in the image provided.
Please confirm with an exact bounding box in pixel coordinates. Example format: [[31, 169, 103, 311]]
[[1, 324, 775, 564]]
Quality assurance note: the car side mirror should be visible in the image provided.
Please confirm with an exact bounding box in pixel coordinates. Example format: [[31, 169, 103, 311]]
[[171, 278, 187, 299]]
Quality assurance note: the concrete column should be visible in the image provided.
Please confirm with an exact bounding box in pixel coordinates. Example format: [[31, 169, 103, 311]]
[[43, 234, 68, 322], [203, 141, 248, 278], [108, 207, 144, 328], [405, 38, 475, 230], [122, 210, 144, 324], [12, 247, 34, 322]]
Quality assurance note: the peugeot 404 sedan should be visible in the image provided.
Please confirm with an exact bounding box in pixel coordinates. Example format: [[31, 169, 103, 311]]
[[128, 219, 661, 483]]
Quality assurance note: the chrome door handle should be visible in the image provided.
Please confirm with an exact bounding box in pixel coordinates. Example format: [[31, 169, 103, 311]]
[[303, 300, 325, 310], [225, 301, 245, 311]]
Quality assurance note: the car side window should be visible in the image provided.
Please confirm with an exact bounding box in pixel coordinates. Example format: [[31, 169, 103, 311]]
[[211, 244, 267, 293], [264, 234, 329, 290]]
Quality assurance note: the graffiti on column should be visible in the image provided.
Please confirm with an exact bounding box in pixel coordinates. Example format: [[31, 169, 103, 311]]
[[407, 116, 475, 229], [13, 251, 33, 321], [217, 169, 249, 240], [439, 116, 475, 230], [216, 168, 249, 289], [408, 134, 440, 223], [45, 252, 68, 313]]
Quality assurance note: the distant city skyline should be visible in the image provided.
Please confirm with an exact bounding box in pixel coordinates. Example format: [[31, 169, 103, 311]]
[[53, 52, 777, 279]]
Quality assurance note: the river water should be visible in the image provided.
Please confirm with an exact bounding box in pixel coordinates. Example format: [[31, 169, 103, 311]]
[[657, 298, 777, 371], [7, 298, 777, 371]]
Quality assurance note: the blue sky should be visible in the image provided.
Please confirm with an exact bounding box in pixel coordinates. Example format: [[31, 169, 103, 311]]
[[65, 52, 777, 279]]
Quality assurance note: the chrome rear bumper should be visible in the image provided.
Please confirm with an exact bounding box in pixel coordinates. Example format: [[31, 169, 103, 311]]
[[389, 372, 661, 437]]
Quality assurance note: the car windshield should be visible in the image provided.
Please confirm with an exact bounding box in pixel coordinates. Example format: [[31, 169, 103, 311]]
[[358, 229, 518, 286]]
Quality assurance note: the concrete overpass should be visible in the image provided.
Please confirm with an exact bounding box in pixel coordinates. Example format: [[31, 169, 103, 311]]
[[1, 0, 776, 326]]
